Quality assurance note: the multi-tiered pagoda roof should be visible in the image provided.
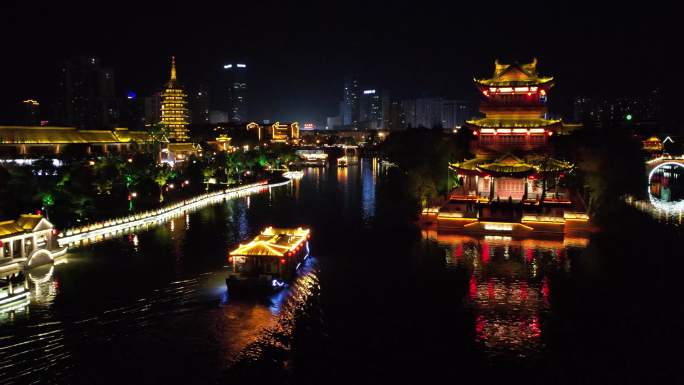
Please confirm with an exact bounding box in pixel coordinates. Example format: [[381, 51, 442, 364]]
[[161, 56, 189, 142], [474, 58, 554, 87]]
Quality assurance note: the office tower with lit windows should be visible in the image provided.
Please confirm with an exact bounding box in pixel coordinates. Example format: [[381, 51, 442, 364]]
[[442, 100, 471, 128], [160, 57, 190, 142], [22, 99, 40, 125], [56, 56, 119, 129], [342, 75, 360, 129], [401, 98, 443, 128], [190, 84, 210, 124], [359, 89, 383, 129], [385, 100, 406, 131], [222, 63, 248, 122]]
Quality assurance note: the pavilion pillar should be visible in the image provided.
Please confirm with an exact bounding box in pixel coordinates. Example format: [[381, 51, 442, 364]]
[[9, 241, 13, 259], [20, 238, 25, 258], [489, 178, 495, 201]]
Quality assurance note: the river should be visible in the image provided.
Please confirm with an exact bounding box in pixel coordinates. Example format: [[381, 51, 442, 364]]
[[0, 159, 673, 384]]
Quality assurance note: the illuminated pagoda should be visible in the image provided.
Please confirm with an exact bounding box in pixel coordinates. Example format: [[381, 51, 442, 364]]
[[160, 56, 189, 142], [449, 58, 572, 203]]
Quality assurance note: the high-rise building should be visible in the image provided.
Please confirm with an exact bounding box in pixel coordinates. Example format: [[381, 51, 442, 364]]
[[144, 93, 161, 126], [190, 84, 210, 124], [209, 110, 229, 124], [399, 98, 470, 129], [385, 100, 406, 131], [222, 63, 248, 122], [120, 91, 146, 131], [402, 98, 443, 128], [160, 57, 190, 142], [326, 116, 341, 130], [572, 89, 663, 127], [359, 89, 383, 129], [56, 56, 119, 129], [22, 99, 40, 125], [342, 75, 360, 129], [442, 100, 471, 128]]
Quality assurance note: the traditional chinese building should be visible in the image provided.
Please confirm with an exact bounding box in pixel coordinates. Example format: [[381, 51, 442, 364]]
[[161, 57, 190, 142], [246, 121, 300, 144], [0, 126, 158, 157], [449, 58, 572, 202], [432, 59, 589, 236]]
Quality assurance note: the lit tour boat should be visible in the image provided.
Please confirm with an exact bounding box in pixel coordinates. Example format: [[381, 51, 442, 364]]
[[0, 266, 29, 311], [226, 227, 310, 295]]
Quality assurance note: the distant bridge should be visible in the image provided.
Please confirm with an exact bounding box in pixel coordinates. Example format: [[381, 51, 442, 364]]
[[645, 155, 684, 211], [645, 156, 684, 174]]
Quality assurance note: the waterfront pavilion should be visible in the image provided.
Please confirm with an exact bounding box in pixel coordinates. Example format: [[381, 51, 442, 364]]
[[0, 214, 56, 261]]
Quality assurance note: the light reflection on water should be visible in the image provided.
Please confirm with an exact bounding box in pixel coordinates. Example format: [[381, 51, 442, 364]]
[[425, 231, 586, 359], [361, 158, 377, 223], [0, 157, 594, 381]]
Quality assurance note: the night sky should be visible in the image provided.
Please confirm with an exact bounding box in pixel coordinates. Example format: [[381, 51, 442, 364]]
[[0, 1, 675, 124]]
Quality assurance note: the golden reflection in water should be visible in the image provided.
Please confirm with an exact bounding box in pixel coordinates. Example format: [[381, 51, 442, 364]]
[[28, 264, 58, 305], [221, 302, 279, 360], [426, 231, 586, 357], [337, 166, 347, 184]]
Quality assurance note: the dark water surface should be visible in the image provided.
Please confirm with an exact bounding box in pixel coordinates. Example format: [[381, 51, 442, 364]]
[[0, 159, 674, 384]]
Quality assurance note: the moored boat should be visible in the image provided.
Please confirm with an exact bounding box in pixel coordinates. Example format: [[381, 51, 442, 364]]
[[226, 227, 310, 296], [0, 265, 29, 311]]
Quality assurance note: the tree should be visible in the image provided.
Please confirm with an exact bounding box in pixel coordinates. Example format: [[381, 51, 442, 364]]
[[202, 167, 215, 191], [154, 164, 173, 202], [41, 193, 54, 220]]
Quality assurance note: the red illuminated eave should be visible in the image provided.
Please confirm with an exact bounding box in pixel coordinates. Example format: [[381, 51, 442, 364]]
[[472, 128, 554, 136], [479, 84, 552, 97]]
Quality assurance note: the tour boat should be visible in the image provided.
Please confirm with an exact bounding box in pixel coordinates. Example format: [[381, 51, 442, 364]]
[[0, 266, 30, 311], [226, 227, 310, 295]]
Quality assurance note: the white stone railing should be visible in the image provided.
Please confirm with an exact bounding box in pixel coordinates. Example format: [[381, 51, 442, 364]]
[[57, 180, 289, 247]]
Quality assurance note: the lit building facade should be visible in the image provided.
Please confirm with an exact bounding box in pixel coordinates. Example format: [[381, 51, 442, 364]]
[[342, 75, 360, 129], [441, 100, 471, 128], [56, 56, 119, 129], [160, 57, 190, 142], [359, 89, 383, 129], [246, 121, 299, 144], [0, 126, 158, 157], [190, 84, 210, 124], [402, 98, 443, 128], [572, 89, 663, 128], [223, 63, 248, 122], [449, 59, 572, 202], [22, 99, 40, 125]]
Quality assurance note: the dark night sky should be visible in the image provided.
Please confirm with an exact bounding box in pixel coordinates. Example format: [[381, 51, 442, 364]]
[[0, 0, 676, 124]]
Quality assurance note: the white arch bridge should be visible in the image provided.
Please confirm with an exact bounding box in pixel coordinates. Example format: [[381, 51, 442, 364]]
[[645, 156, 684, 211]]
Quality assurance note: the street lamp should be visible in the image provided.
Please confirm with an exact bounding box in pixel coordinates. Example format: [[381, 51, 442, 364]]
[[128, 192, 138, 211]]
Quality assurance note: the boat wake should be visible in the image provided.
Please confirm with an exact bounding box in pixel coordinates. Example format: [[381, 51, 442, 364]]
[[225, 256, 324, 381], [0, 275, 215, 384]]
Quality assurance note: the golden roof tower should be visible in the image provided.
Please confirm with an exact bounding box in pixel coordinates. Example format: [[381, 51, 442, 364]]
[[160, 56, 189, 142]]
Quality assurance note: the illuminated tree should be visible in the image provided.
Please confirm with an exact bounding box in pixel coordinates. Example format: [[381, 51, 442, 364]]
[[154, 164, 173, 202]]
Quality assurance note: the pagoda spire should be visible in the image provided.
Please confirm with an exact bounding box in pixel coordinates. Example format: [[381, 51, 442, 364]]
[[170, 56, 177, 82]]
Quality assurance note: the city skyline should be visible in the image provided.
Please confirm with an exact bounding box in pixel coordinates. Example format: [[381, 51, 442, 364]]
[[0, 1, 675, 126], [0, 3, 679, 382]]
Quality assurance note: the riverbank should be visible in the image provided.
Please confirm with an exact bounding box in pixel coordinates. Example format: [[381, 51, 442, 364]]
[[57, 178, 290, 247]]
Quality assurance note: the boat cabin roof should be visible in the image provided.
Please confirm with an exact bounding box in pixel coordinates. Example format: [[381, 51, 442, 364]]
[[230, 227, 309, 257]]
